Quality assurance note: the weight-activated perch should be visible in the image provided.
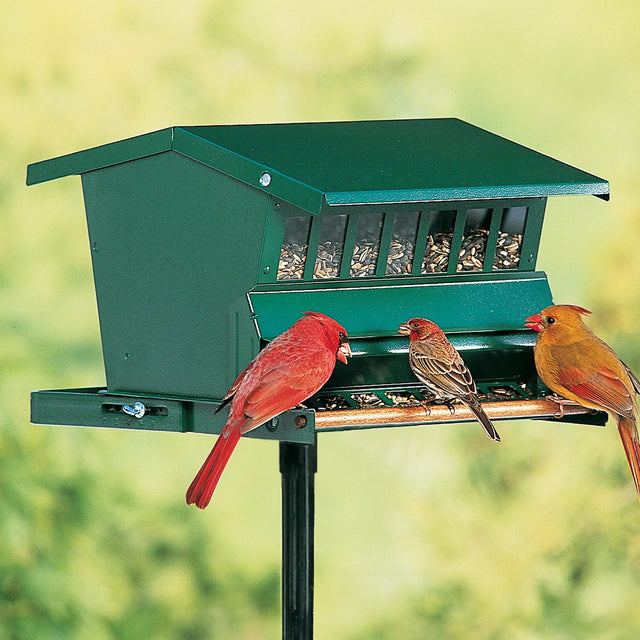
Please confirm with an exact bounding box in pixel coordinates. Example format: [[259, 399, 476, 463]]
[[398, 318, 501, 442], [526, 304, 640, 501], [186, 312, 351, 509]]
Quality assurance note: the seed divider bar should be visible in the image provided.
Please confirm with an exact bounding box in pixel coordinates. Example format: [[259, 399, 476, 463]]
[[374, 212, 395, 277], [303, 215, 324, 280], [447, 208, 468, 274], [484, 207, 503, 270], [411, 210, 431, 276], [339, 213, 360, 279]]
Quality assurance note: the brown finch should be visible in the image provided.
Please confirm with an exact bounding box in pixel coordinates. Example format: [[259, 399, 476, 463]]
[[398, 318, 500, 441], [526, 304, 640, 500]]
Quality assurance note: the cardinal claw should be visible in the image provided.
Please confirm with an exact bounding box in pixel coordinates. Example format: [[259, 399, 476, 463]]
[[445, 401, 456, 415], [545, 394, 575, 419]]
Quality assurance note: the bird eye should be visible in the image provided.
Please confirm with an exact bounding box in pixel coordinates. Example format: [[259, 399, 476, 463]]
[[547, 317, 555, 325], [338, 331, 347, 342]]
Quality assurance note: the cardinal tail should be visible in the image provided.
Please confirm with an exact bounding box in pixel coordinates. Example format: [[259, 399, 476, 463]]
[[186, 424, 243, 509], [467, 398, 501, 442], [617, 415, 640, 501]]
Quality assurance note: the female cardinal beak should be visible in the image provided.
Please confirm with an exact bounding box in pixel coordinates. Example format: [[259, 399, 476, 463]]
[[525, 313, 544, 333], [337, 341, 351, 364]]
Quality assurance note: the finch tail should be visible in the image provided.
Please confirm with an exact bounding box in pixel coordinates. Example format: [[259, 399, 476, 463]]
[[186, 425, 243, 509], [466, 398, 501, 442], [616, 415, 640, 501]]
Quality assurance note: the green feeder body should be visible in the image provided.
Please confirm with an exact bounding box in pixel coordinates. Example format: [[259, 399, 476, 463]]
[[28, 118, 609, 440]]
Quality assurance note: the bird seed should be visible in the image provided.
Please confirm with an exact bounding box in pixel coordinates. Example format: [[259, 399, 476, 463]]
[[277, 228, 522, 279]]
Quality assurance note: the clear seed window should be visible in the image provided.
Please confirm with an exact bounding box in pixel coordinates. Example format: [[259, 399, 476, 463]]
[[386, 212, 420, 276], [276, 205, 529, 281], [350, 213, 383, 277], [457, 209, 491, 272], [314, 215, 348, 279], [277, 216, 312, 280], [493, 207, 526, 270], [422, 210, 456, 273]]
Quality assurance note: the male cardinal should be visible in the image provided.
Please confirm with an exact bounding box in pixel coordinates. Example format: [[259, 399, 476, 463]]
[[398, 318, 500, 441], [525, 304, 640, 499], [186, 311, 351, 509]]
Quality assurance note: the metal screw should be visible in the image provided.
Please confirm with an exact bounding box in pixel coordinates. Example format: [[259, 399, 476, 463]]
[[294, 415, 307, 429], [123, 402, 146, 419], [259, 172, 272, 187], [267, 416, 279, 431]]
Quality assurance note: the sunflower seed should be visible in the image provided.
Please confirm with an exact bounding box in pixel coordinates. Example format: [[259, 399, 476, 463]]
[[277, 224, 523, 280]]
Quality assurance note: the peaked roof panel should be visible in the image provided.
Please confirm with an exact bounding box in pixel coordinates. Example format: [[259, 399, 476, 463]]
[[27, 118, 609, 213]]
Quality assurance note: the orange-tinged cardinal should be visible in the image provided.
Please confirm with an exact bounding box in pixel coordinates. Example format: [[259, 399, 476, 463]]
[[186, 311, 351, 509], [526, 304, 640, 500], [398, 318, 501, 441]]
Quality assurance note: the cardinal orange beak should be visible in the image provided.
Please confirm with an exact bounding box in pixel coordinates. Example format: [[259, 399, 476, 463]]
[[525, 313, 543, 333], [337, 341, 351, 364]]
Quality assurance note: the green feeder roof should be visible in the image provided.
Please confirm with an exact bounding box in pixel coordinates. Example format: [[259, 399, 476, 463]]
[[27, 118, 609, 214]]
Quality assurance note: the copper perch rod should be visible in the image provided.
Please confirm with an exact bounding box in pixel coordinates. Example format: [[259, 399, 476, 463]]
[[313, 399, 594, 431]]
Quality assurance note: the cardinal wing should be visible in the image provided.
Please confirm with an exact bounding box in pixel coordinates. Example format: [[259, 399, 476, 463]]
[[240, 349, 335, 433], [622, 360, 640, 395], [554, 343, 636, 419]]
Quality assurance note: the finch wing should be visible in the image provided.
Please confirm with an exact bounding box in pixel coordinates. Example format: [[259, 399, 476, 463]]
[[409, 340, 478, 399]]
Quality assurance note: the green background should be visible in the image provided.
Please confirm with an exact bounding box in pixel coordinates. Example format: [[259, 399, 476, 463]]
[[2, 2, 640, 638]]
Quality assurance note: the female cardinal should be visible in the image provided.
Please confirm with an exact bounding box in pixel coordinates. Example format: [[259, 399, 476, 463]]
[[186, 311, 351, 509], [398, 318, 500, 441], [525, 304, 640, 499]]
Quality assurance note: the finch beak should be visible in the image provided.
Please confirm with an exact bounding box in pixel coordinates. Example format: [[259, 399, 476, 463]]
[[397, 323, 410, 336], [337, 341, 351, 364], [525, 313, 543, 333]]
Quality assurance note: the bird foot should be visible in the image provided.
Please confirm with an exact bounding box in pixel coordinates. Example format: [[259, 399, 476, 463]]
[[420, 399, 457, 416], [545, 394, 579, 419], [419, 400, 432, 416]]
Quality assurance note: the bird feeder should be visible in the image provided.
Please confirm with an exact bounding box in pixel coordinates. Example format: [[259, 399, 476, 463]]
[[27, 118, 609, 639], [28, 118, 609, 435]]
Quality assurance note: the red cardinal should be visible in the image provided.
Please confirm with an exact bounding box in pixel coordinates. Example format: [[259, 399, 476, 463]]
[[186, 311, 351, 509], [526, 304, 640, 500], [398, 318, 500, 441]]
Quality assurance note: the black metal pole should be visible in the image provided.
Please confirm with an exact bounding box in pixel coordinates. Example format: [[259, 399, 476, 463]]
[[280, 440, 317, 640]]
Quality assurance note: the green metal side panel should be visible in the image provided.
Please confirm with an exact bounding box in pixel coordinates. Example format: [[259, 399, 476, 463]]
[[81, 151, 268, 400], [27, 119, 609, 214], [248, 270, 554, 340]]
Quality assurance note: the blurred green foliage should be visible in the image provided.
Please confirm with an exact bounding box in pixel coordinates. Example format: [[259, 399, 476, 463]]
[[2, 1, 640, 638]]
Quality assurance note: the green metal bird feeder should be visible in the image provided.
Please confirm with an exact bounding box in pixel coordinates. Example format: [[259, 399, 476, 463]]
[[27, 118, 610, 639]]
